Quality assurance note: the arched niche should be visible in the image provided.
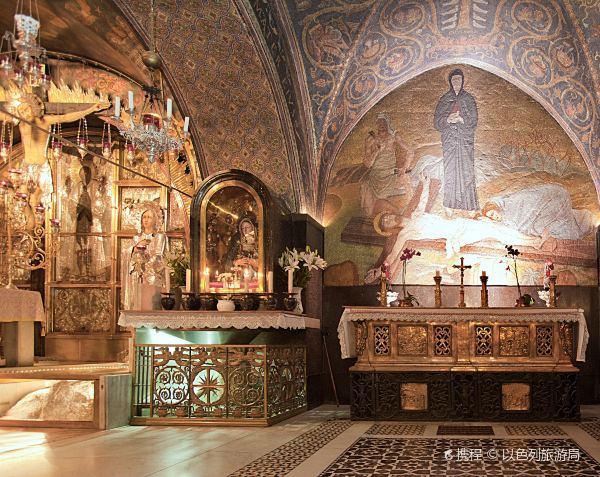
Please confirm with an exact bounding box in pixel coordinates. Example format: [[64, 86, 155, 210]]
[[190, 170, 278, 294], [324, 64, 600, 287]]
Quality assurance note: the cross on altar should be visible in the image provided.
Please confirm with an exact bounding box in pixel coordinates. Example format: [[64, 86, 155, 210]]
[[453, 257, 471, 308]]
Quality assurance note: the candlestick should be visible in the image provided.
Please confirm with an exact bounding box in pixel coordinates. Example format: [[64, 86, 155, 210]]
[[115, 96, 121, 118], [379, 263, 388, 307], [433, 275, 442, 308], [287, 269, 293, 294], [549, 275, 557, 307], [480, 272, 489, 308], [185, 269, 191, 293]]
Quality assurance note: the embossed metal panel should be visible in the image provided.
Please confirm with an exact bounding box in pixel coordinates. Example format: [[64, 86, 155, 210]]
[[502, 383, 531, 411], [397, 325, 427, 356], [499, 326, 530, 357]]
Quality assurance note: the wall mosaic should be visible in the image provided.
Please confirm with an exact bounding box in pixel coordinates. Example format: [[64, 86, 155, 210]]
[[325, 65, 600, 286], [284, 0, 600, 215]]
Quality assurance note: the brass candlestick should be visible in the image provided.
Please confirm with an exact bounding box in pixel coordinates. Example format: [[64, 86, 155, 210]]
[[434, 275, 442, 308], [480, 272, 489, 308], [548, 275, 557, 307], [379, 269, 388, 307], [452, 257, 471, 308]]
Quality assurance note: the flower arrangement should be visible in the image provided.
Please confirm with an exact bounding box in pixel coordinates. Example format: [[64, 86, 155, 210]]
[[399, 248, 421, 305], [163, 250, 189, 288], [278, 246, 327, 289], [504, 245, 534, 306]]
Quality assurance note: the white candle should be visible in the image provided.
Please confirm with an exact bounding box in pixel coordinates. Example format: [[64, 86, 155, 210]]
[[164, 265, 171, 292], [185, 269, 192, 293], [204, 267, 210, 292], [128, 90, 134, 110], [166, 98, 172, 119], [287, 269, 293, 294], [435, 270, 440, 277], [243, 268, 249, 292], [115, 96, 121, 118], [183, 116, 189, 133], [267, 271, 273, 294]]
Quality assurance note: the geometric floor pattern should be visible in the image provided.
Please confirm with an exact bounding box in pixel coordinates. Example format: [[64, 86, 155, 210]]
[[319, 437, 600, 476], [437, 425, 494, 435], [366, 424, 425, 436], [227, 420, 353, 477], [505, 424, 567, 436], [579, 418, 600, 442]]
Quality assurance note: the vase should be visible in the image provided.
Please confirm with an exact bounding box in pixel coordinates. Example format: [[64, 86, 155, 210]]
[[160, 293, 175, 310], [217, 299, 235, 312], [292, 286, 304, 314]]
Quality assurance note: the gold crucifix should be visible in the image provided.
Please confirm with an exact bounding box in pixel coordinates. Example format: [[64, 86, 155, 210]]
[[453, 257, 471, 308]]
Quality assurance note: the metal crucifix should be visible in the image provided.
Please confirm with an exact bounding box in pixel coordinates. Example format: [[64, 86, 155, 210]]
[[452, 257, 471, 308]]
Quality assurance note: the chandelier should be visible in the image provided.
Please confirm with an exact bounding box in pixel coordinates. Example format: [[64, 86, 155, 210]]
[[113, 0, 189, 164], [0, 2, 51, 99]]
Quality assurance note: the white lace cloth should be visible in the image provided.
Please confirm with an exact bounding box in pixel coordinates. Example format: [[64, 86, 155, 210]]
[[0, 289, 45, 323], [338, 307, 589, 361], [119, 310, 309, 330]]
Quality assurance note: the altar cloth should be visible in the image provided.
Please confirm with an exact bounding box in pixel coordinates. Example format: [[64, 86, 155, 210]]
[[338, 307, 589, 361], [119, 310, 318, 330], [0, 289, 45, 324]]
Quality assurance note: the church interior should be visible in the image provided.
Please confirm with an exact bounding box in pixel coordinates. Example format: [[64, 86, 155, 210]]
[[2, 0, 600, 475]]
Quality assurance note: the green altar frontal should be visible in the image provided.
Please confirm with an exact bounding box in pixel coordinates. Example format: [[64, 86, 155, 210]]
[[121, 311, 312, 426]]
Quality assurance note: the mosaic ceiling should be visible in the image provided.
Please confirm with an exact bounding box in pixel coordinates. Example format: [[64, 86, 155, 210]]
[[3, 0, 600, 218]]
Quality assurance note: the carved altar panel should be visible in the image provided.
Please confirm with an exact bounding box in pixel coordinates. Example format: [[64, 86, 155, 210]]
[[397, 326, 427, 356], [400, 383, 428, 410], [52, 287, 112, 333], [499, 326, 530, 357], [502, 383, 530, 411]]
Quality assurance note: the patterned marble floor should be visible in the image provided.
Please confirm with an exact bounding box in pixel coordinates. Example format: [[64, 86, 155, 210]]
[[0, 406, 599, 476]]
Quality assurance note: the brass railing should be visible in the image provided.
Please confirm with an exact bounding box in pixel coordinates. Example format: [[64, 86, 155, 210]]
[[132, 344, 306, 423]]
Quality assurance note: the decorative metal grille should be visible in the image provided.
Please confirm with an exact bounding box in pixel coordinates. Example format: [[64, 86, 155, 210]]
[[133, 344, 305, 421], [536, 326, 553, 357], [374, 325, 390, 355], [434, 326, 452, 356], [475, 325, 493, 356], [559, 323, 574, 359]]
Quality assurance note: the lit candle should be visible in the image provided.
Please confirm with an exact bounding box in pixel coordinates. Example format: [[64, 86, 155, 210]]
[[166, 98, 172, 119], [115, 96, 121, 118], [435, 270, 440, 277], [128, 90, 134, 111], [287, 269, 293, 294], [185, 269, 191, 293], [183, 116, 189, 134], [267, 271, 273, 294]]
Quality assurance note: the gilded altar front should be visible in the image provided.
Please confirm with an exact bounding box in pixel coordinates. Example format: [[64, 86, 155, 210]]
[[340, 308, 587, 421]]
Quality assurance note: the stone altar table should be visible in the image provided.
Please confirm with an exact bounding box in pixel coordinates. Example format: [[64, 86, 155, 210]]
[[119, 310, 317, 426], [338, 307, 588, 421], [0, 289, 45, 367]]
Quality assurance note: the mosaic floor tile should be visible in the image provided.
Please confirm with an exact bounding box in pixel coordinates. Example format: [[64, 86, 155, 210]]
[[320, 437, 600, 476], [506, 424, 566, 436], [437, 425, 494, 435], [365, 424, 425, 436], [579, 420, 600, 441], [228, 420, 353, 477]]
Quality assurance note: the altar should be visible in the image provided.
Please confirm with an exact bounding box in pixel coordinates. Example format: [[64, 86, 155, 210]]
[[0, 289, 45, 367], [339, 307, 588, 421], [119, 310, 317, 426]]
